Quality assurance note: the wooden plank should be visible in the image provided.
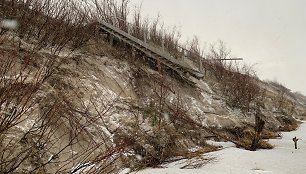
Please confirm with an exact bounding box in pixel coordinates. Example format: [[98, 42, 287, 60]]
[[98, 21, 204, 79]]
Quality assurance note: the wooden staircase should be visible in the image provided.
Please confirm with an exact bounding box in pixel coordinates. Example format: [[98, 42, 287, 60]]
[[98, 21, 204, 85]]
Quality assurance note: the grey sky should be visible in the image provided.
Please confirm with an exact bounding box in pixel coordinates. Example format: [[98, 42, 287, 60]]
[[130, 0, 306, 95]]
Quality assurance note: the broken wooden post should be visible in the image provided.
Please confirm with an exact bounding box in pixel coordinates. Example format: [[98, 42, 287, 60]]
[[127, 23, 130, 34], [293, 137, 299, 149], [199, 56, 203, 73], [181, 49, 185, 62], [162, 38, 165, 50], [143, 32, 147, 43], [250, 108, 265, 151], [109, 34, 114, 46], [131, 47, 136, 58]]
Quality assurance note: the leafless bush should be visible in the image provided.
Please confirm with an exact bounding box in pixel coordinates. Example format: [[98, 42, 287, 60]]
[[91, 0, 129, 30], [201, 42, 274, 151], [0, 87, 122, 173], [0, 0, 97, 54], [205, 42, 262, 112], [0, 42, 59, 173], [268, 80, 297, 115], [0, 48, 55, 135], [0, 0, 191, 62], [113, 70, 218, 170], [0, 35, 125, 173], [163, 26, 181, 54], [186, 36, 204, 59], [89, 0, 183, 59]]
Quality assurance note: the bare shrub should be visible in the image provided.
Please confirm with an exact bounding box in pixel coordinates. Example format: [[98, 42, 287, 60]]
[[224, 126, 274, 150], [276, 115, 298, 131], [205, 42, 262, 112], [0, 47, 55, 136], [112, 70, 218, 170], [0, 0, 96, 54], [269, 80, 297, 116], [0, 42, 59, 172], [202, 42, 274, 151], [186, 36, 204, 60], [0, 34, 124, 173], [90, 0, 183, 59]]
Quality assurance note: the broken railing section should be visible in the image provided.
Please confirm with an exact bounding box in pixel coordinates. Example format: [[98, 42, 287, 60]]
[[98, 20, 242, 85], [98, 21, 204, 85], [177, 45, 243, 73]]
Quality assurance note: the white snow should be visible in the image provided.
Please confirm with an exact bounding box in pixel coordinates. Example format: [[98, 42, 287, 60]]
[[15, 117, 36, 132], [201, 92, 213, 105], [1, 19, 18, 29], [71, 163, 95, 174], [133, 121, 306, 174], [197, 80, 214, 94], [119, 168, 131, 174]]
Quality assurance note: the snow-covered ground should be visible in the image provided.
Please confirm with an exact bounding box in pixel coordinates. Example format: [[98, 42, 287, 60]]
[[133, 121, 306, 174]]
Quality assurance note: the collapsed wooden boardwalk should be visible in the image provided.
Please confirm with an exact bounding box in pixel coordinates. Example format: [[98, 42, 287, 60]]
[[98, 21, 204, 85]]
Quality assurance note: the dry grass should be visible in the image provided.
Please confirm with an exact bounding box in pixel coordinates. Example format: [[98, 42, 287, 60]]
[[109, 70, 222, 170], [261, 129, 281, 139], [258, 140, 274, 149], [276, 115, 299, 132], [279, 123, 299, 132], [1, 0, 96, 54], [0, 1, 211, 172], [237, 138, 274, 150], [224, 126, 276, 150], [2, 0, 301, 172]]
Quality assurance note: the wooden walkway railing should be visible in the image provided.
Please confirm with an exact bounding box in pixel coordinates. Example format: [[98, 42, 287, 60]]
[[98, 21, 204, 85]]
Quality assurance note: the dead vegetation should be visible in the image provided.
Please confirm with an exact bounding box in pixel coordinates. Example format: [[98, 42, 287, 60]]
[[0, 1, 125, 171], [0, 0, 96, 54], [110, 71, 218, 170], [0, 38, 126, 173], [222, 126, 277, 150], [0, 1, 207, 171], [203, 42, 263, 113], [268, 81, 297, 116], [1, 0, 304, 173]]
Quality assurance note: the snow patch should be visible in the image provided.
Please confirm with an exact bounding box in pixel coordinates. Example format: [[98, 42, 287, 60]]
[[1, 19, 18, 29], [201, 92, 213, 105], [15, 118, 36, 132], [119, 168, 131, 174], [133, 122, 306, 174], [71, 163, 95, 174]]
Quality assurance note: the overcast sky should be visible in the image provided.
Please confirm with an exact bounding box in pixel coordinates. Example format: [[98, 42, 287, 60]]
[[130, 0, 306, 95]]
